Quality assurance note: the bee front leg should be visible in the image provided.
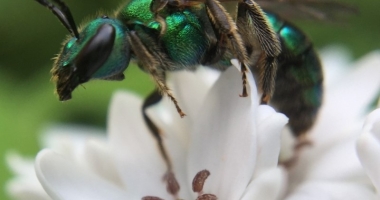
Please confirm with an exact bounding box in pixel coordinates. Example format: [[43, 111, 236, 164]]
[[128, 31, 186, 118]]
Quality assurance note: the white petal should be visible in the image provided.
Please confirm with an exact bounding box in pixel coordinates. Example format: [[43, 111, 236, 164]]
[[357, 109, 380, 193], [241, 167, 287, 200], [6, 152, 50, 199], [279, 127, 297, 162], [305, 140, 364, 181], [361, 108, 380, 136], [285, 181, 378, 200], [319, 46, 351, 86], [168, 67, 220, 121], [288, 139, 367, 191], [41, 125, 105, 163], [188, 66, 258, 200], [6, 151, 35, 177], [357, 132, 380, 193], [253, 106, 288, 177], [35, 149, 130, 200], [107, 91, 169, 198], [83, 139, 124, 187], [6, 179, 51, 200], [309, 51, 380, 146]]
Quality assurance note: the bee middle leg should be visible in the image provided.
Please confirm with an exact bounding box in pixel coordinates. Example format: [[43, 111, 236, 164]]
[[204, 0, 251, 97], [234, 0, 282, 103]]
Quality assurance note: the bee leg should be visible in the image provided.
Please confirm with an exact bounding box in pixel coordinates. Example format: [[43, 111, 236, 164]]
[[236, 1, 281, 103], [204, 0, 250, 97], [128, 31, 186, 118], [35, 0, 79, 39], [142, 90, 181, 196], [201, 27, 228, 66], [142, 90, 172, 167], [150, 0, 168, 34], [258, 53, 278, 104]]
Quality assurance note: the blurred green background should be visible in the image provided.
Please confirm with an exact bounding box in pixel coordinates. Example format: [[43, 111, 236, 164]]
[[0, 0, 379, 199]]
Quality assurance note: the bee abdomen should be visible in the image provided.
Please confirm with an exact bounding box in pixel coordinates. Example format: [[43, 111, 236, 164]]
[[266, 11, 323, 136]]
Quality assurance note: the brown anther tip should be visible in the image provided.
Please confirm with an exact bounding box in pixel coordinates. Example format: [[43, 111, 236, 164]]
[[163, 172, 180, 195], [196, 194, 217, 200], [142, 196, 164, 200], [192, 170, 211, 193]]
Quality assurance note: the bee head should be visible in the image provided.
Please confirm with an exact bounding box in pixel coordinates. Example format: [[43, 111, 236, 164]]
[[53, 17, 130, 101]]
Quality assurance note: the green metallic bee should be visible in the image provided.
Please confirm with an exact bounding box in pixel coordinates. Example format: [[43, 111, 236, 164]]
[[35, 0, 280, 116], [35, 0, 354, 191], [34, 0, 352, 138]]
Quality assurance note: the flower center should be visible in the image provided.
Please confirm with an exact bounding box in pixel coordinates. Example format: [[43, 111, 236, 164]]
[[142, 170, 218, 200]]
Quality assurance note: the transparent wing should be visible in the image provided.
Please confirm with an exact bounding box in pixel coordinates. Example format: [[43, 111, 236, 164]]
[[254, 0, 357, 21]]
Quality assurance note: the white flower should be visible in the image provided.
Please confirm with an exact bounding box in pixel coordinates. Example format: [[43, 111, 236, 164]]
[[6, 126, 105, 200], [6, 152, 50, 200], [283, 48, 380, 199], [8, 63, 288, 200], [6, 48, 380, 200]]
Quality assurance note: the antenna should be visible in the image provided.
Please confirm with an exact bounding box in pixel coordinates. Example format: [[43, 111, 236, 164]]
[[35, 0, 80, 39]]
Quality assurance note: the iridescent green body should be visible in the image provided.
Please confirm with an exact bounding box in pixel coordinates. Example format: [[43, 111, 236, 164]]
[[266, 12, 323, 135], [116, 0, 225, 69]]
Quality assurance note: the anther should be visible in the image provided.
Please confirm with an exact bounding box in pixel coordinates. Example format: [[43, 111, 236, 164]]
[[196, 194, 218, 200], [192, 170, 211, 193], [163, 172, 180, 196], [142, 196, 164, 200]]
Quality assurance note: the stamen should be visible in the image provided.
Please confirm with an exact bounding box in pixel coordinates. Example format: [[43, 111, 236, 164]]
[[144, 170, 218, 200], [163, 171, 180, 196], [196, 194, 218, 200], [192, 170, 210, 193], [142, 196, 164, 200]]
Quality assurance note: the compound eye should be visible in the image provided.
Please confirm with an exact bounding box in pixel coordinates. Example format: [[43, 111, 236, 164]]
[[75, 24, 115, 83]]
